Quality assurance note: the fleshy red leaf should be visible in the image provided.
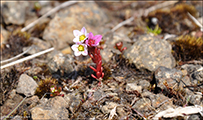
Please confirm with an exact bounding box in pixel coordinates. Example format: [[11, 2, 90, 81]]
[[89, 66, 97, 72], [91, 74, 97, 79]]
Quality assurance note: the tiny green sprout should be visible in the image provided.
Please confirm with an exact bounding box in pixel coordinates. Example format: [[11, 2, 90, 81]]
[[33, 76, 38, 79], [147, 24, 162, 36], [34, 2, 41, 11]]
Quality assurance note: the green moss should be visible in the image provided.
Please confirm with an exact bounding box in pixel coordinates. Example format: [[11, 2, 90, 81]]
[[147, 24, 162, 36], [170, 3, 198, 17], [146, 3, 198, 35], [172, 35, 203, 62], [30, 22, 49, 38], [34, 2, 42, 11], [1, 29, 32, 59], [35, 77, 58, 98], [12, 29, 31, 40]]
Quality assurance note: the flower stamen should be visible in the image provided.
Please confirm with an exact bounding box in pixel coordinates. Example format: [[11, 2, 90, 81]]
[[78, 45, 84, 51], [79, 35, 86, 41]]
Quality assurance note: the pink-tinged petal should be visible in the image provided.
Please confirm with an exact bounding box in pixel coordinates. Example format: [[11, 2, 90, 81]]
[[85, 40, 90, 46], [95, 42, 100, 46], [91, 44, 96, 47], [74, 51, 81, 56], [86, 33, 89, 38], [81, 27, 87, 34], [73, 30, 81, 37], [73, 37, 80, 43], [71, 44, 79, 51], [94, 35, 102, 43], [76, 42, 81, 45], [82, 49, 88, 56], [92, 43, 99, 47], [83, 44, 87, 48], [88, 32, 94, 39], [82, 44, 88, 50]]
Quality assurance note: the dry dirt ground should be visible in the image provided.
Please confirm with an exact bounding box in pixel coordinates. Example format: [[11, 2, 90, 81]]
[[0, 1, 203, 120]]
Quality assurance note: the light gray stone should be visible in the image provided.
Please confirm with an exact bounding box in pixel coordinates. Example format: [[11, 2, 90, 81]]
[[2, 1, 29, 25], [124, 34, 175, 71], [101, 102, 118, 114], [181, 64, 203, 83], [0, 93, 23, 116], [126, 82, 142, 93], [132, 98, 151, 115], [64, 92, 82, 113], [16, 74, 38, 97], [138, 80, 150, 90], [155, 66, 191, 90], [43, 2, 108, 49], [189, 94, 202, 105], [47, 50, 74, 74], [31, 96, 69, 120]]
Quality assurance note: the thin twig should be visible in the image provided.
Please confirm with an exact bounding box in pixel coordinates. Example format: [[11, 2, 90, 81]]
[[187, 60, 203, 64], [197, 67, 203, 72], [109, 105, 118, 120], [111, 16, 134, 32], [131, 96, 139, 106], [111, 1, 178, 32], [96, 94, 114, 103], [21, 1, 78, 32], [144, 1, 177, 16], [156, 99, 171, 108], [131, 108, 147, 120], [1, 47, 54, 69], [2, 97, 27, 120], [1, 46, 33, 64], [69, 76, 82, 89], [142, 96, 158, 113], [187, 12, 203, 32]]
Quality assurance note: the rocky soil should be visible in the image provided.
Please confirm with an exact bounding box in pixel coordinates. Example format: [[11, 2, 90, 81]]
[[0, 1, 203, 120]]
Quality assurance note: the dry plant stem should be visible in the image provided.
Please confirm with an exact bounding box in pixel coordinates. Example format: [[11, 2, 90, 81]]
[[21, 1, 78, 32], [131, 96, 139, 106], [111, 1, 178, 32], [131, 108, 147, 120], [1, 47, 54, 69], [2, 97, 27, 120], [108, 106, 118, 119], [187, 12, 203, 32], [1, 46, 33, 64], [96, 94, 114, 103], [156, 99, 171, 108], [187, 60, 203, 64], [197, 67, 203, 72], [69, 76, 82, 89], [144, 1, 177, 16], [111, 16, 134, 32], [142, 95, 158, 113], [108, 104, 132, 120], [40, 93, 50, 103]]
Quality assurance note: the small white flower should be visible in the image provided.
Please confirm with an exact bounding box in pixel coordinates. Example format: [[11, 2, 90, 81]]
[[73, 27, 89, 43], [50, 87, 56, 93], [71, 43, 88, 56]]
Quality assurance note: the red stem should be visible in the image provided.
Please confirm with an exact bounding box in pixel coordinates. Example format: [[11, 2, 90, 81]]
[[88, 47, 104, 79]]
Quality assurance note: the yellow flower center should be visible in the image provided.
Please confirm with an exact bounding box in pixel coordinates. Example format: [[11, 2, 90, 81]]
[[79, 35, 86, 41], [78, 45, 84, 51], [51, 87, 56, 93]]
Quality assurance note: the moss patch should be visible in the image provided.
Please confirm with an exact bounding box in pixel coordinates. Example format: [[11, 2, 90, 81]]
[[172, 35, 203, 62]]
